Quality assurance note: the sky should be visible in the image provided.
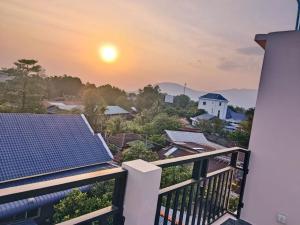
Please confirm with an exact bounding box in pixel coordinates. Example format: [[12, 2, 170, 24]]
[[0, 0, 297, 91]]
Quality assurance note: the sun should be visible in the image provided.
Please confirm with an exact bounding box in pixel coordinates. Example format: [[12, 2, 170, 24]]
[[99, 44, 119, 63]]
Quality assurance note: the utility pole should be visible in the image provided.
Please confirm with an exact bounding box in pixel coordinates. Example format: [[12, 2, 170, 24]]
[[183, 82, 187, 95]]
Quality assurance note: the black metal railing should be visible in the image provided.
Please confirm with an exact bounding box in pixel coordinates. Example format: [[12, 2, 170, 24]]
[[152, 147, 250, 225], [0, 167, 127, 225]]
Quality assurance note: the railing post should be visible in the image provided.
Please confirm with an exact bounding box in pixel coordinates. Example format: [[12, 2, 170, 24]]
[[192, 159, 208, 180], [230, 152, 238, 168], [122, 159, 162, 225], [112, 172, 128, 225], [236, 151, 251, 218]]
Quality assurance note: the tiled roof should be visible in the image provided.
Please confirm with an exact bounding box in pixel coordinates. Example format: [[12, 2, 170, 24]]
[[200, 93, 228, 101], [105, 106, 130, 115], [0, 113, 113, 183]]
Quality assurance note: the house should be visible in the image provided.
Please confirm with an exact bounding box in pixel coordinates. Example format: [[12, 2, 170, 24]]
[[164, 95, 174, 104], [0, 113, 114, 225], [159, 130, 229, 173], [104, 105, 131, 118], [107, 133, 142, 150], [165, 130, 224, 150], [43, 101, 84, 113], [198, 93, 229, 120]]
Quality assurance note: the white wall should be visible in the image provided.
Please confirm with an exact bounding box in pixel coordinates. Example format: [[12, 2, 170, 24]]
[[198, 98, 228, 120], [242, 31, 300, 225]]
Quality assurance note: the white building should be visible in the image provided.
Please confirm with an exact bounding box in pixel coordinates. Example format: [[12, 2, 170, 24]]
[[198, 93, 228, 120], [164, 94, 174, 104]]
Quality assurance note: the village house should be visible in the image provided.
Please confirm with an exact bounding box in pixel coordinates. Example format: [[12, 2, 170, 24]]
[[198, 93, 229, 120], [104, 105, 131, 118]]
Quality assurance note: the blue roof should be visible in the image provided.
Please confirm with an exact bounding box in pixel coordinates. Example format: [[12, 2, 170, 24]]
[[0, 113, 112, 183], [0, 113, 114, 219], [226, 108, 247, 122], [200, 93, 228, 101], [8, 219, 37, 225]]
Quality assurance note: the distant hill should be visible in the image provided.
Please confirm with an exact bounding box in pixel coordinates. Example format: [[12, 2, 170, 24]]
[[158, 82, 257, 109]]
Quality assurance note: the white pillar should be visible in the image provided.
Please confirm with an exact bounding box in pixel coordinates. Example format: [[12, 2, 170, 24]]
[[242, 31, 300, 225], [122, 159, 162, 225]]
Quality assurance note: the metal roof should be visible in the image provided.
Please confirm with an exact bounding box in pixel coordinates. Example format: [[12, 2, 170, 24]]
[[191, 113, 216, 121], [105, 106, 129, 115], [165, 130, 224, 149], [226, 108, 246, 122], [0, 113, 113, 183]]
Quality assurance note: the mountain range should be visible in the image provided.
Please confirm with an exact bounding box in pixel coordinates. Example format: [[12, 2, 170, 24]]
[[158, 82, 257, 109]]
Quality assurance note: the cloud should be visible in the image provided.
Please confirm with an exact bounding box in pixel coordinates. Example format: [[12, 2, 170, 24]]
[[217, 58, 244, 71], [236, 46, 264, 56]]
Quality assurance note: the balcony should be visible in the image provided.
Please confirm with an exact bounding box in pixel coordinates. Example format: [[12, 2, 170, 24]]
[[0, 147, 250, 225]]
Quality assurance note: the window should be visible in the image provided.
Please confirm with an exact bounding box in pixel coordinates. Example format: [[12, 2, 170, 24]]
[[219, 102, 222, 106], [203, 101, 206, 105]]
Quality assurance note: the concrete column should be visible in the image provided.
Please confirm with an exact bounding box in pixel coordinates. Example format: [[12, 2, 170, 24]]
[[242, 31, 300, 225], [122, 159, 162, 225]]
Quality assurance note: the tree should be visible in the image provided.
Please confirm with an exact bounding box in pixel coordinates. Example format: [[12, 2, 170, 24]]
[[122, 141, 159, 162], [228, 108, 255, 148], [106, 116, 126, 135], [174, 94, 190, 108], [144, 113, 181, 135], [161, 165, 192, 188], [136, 85, 162, 110], [196, 118, 225, 135], [1, 59, 46, 112], [83, 89, 106, 132], [98, 84, 128, 106], [46, 75, 83, 98], [53, 181, 113, 223]]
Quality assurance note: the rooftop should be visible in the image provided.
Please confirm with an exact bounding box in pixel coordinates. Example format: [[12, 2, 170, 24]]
[[199, 93, 228, 102], [105, 105, 130, 115], [0, 113, 113, 185]]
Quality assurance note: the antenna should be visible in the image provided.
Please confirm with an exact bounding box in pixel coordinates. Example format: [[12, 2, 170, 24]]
[[296, 0, 300, 30], [183, 83, 187, 95]]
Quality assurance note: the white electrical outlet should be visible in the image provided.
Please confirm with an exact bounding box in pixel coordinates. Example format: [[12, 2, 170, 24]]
[[277, 213, 287, 224]]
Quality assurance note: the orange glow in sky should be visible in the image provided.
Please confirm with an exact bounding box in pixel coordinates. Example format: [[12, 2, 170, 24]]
[[0, 1, 296, 91]]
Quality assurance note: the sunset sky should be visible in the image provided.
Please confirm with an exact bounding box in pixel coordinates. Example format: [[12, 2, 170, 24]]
[[0, 0, 297, 91]]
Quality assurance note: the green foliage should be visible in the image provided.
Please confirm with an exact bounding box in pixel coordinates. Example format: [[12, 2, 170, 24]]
[[122, 141, 159, 162], [136, 85, 162, 110], [98, 84, 129, 107], [228, 108, 254, 148], [148, 134, 167, 147], [196, 118, 225, 135], [228, 196, 239, 212], [46, 75, 83, 98], [106, 116, 127, 135], [143, 113, 181, 135], [174, 94, 190, 108], [83, 88, 107, 132], [161, 165, 192, 188], [53, 181, 113, 223], [1, 59, 46, 113]]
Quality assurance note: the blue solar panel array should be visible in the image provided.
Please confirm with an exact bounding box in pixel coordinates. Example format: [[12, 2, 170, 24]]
[[0, 113, 112, 183]]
